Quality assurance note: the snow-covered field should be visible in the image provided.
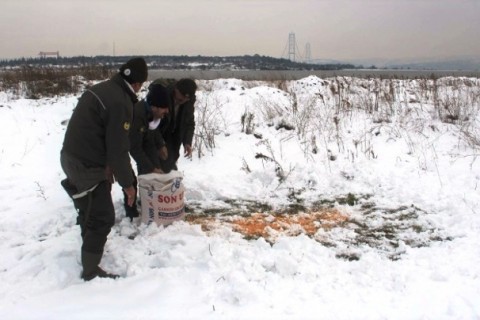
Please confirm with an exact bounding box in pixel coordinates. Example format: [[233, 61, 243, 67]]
[[0, 75, 479, 319]]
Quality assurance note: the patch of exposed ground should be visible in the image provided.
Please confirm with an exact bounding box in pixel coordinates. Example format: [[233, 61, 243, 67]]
[[184, 195, 452, 261]]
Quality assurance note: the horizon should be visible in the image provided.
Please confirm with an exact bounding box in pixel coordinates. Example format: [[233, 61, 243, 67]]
[[2, 52, 480, 66]]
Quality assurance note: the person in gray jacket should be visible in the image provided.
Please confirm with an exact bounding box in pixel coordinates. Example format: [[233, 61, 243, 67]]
[[60, 57, 148, 281], [125, 83, 170, 220]]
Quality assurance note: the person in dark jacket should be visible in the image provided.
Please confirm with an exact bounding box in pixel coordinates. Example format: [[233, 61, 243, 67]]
[[60, 57, 148, 281], [151, 78, 197, 173], [124, 83, 170, 220]]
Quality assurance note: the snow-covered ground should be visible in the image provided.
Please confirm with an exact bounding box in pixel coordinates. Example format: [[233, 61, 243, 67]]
[[0, 76, 479, 319]]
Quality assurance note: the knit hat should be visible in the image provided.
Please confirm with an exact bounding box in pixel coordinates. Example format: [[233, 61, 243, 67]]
[[119, 57, 148, 84], [146, 83, 170, 109], [175, 78, 197, 99]]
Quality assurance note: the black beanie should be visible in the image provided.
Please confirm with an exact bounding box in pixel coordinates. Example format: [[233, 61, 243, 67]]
[[146, 84, 170, 109], [119, 57, 148, 84], [175, 78, 197, 98]]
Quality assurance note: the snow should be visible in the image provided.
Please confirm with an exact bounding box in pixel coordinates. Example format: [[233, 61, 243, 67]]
[[1, 75, 480, 319]]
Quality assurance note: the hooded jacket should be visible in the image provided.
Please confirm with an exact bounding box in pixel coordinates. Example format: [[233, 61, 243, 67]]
[[61, 73, 136, 191]]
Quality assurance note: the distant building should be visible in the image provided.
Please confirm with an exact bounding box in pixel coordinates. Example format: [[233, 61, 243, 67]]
[[38, 51, 60, 59]]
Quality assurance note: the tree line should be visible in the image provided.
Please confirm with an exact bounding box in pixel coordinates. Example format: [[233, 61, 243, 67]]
[[0, 54, 356, 71]]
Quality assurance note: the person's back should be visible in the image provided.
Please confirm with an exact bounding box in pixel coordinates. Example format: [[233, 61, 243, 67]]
[[63, 74, 133, 169]]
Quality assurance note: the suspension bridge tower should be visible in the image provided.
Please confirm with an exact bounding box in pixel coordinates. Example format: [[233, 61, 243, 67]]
[[282, 32, 306, 62], [305, 43, 311, 63], [288, 32, 296, 62]]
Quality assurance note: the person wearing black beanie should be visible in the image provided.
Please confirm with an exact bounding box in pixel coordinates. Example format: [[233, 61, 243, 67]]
[[60, 56, 149, 281], [119, 57, 148, 85], [125, 84, 171, 220]]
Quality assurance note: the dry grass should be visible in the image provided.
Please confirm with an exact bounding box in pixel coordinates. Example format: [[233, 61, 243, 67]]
[[0, 66, 114, 98]]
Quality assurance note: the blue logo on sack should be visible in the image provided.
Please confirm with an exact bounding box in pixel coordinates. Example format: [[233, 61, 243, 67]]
[[171, 178, 181, 193]]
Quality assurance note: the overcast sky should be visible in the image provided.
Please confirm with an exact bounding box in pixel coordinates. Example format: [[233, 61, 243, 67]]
[[1, 0, 479, 61]]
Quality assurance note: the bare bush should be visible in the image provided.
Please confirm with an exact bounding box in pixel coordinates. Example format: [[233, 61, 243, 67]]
[[193, 92, 227, 158], [241, 110, 255, 134], [433, 77, 480, 123], [255, 95, 287, 122], [255, 140, 294, 186]]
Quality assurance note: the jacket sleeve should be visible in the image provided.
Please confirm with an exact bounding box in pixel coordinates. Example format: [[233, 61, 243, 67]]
[[145, 130, 161, 169], [129, 104, 157, 174], [182, 96, 196, 146], [153, 126, 166, 148], [105, 93, 134, 188]]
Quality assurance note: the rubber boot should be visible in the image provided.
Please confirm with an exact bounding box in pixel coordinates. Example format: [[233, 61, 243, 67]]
[[81, 250, 119, 281], [124, 204, 140, 221]]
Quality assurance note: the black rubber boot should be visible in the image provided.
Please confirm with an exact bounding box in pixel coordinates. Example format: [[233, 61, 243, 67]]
[[81, 250, 119, 281], [124, 204, 140, 221]]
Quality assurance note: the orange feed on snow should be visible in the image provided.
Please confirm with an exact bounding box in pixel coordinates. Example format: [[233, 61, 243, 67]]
[[231, 210, 348, 238], [186, 209, 348, 240]]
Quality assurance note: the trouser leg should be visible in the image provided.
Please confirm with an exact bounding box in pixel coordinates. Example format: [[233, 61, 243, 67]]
[[62, 178, 119, 280], [61, 178, 88, 236], [74, 195, 91, 238], [81, 181, 114, 255], [80, 181, 120, 281]]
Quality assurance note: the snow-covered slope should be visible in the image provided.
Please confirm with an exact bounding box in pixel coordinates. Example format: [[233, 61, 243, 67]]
[[0, 76, 479, 319]]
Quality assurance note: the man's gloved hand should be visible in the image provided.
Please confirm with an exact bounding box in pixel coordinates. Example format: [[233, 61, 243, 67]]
[[123, 185, 136, 207], [153, 167, 164, 174], [184, 144, 192, 158], [159, 146, 168, 160]]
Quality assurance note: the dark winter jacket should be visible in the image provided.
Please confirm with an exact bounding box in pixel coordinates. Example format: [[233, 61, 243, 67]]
[[61, 73, 137, 191], [173, 93, 196, 152], [160, 85, 196, 161], [129, 100, 164, 175]]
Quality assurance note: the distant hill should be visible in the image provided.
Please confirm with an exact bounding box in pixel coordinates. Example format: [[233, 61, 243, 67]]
[[387, 58, 480, 71], [0, 54, 356, 71], [310, 56, 480, 71]]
